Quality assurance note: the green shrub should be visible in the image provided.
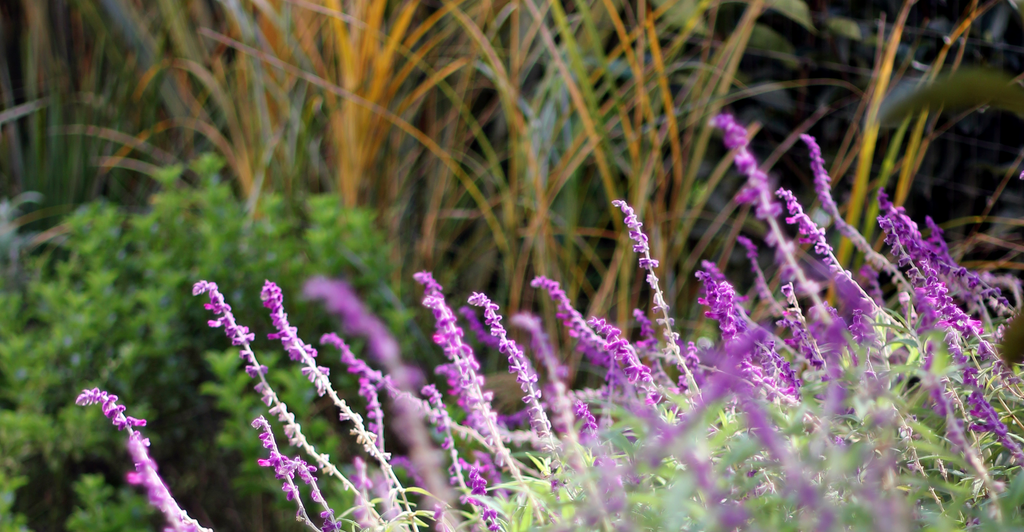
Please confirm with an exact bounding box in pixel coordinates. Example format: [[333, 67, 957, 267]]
[[0, 155, 410, 530]]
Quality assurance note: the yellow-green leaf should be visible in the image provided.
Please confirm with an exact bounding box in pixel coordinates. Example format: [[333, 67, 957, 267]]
[[879, 68, 1024, 126], [769, 0, 816, 34], [826, 16, 862, 41]]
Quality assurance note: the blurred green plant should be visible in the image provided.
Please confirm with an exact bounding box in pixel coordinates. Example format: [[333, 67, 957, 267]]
[[0, 154, 410, 530]]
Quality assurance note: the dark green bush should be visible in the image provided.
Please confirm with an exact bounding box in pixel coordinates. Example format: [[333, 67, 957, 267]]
[[0, 156, 412, 531]]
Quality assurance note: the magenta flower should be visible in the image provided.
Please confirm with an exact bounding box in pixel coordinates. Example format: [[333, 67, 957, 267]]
[[712, 114, 825, 301], [252, 416, 340, 532], [587, 316, 661, 405], [467, 292, 555, 451], [77, 389, 211, 532], [303, 276, 400, 364], [573, 399, 599, 442], [530, 276, 610, 367], [321, 333, 386, 449]]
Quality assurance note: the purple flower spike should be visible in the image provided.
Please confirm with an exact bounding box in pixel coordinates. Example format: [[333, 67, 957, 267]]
[[460, 306, 503, 351], [415, 272, 524, 484], [610, 200, 698, 393], [573, 400, 599, 442], [76, 388, 147, 432], [252, 416, 339, 532], [322, 333, 387, 449], [530, 276, 610, 368], [611, 200, 658, 267], [776, 188, 839, 274], [712, 114, 826, 308], [78, 389, 210, 532], [468, 292, 556, 452], [259, 281, 338, 399], [586, 317, 661, 405], [695, 262, 747, 342], [303, 276, 400, 364]]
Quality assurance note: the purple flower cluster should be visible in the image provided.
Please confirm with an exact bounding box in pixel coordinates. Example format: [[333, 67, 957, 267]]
[[261, 281, 334, 396], [252, 416, 340, 532], [76, 388, 147, 432], [695, 263, 799, 401], [776, 187, 839, 274], [77, 389, 210, 532], [321, 333, 386, 448], [574, 399, 599, 442], [467, 292, 554, 450], [695, 261, 747, 342], [530, 276, 609, 367], [460, 306, 503, 351], [611, 199, 658, 269], [586, 317, 660, 405], [712, 114, 824, 301], [464, 465, 500, 531], [414, 273, 494, 437]]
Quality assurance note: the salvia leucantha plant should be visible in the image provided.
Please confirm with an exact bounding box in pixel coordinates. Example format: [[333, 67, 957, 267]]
[[77, 115, 1024, 532]]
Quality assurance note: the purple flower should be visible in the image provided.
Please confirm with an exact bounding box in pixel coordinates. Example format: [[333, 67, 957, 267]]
[[712, 114, 824, 300], [695, 261, 747, 342], [586, 317, 660, 405], [303, 276, 400, 364], [530, 276, 610, 367], [610, 200, 658, 268], [776, 187, 839, 274], [468, 292, 555, 450], [76, 388, 147, 432], [307, 279, 459, 508], [777, 283, 824, 374], [414, 272, 526, 488], [321, 333, 386, 449], [252, 416, 339, 532], [460, 306, 503, 351], [462, 464, 501, 531], [78, 389, 210, 532], [414, 273, 492, 433], [573, 399, 599, 442], [696, 267, 799, 400]]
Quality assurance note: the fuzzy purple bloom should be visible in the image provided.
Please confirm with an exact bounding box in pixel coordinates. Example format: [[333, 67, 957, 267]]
[[713, 114, 825, 299], [574, 399, 599, 442], [252, 416, 340, 532], [78, 389, 210, 532], [468, 292, 555, 451], [586, 317, 660, 405], [460, 306, 503, 351], [531, 276, 610, 367], [611, 199, 658, 269]]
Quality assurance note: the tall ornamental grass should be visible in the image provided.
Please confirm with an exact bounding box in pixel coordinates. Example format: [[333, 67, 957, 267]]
[[77, 116, 1024, 531], [8, 0, 1021, 344]]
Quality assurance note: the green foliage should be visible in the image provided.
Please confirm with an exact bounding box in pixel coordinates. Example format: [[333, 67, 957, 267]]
[[0, 155, 406, 530], [0, 472, 29, 532], [65, 474, 155, 532]]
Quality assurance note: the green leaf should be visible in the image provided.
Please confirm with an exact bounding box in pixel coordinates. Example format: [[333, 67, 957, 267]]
[[826, 16, 861, 41], [748, 24, 798, 69], [879, 68, 1024, 126], [768, 0, 816, 34], [152, 164, 183, 187], [650, 0, 705, 32], [999, 313, 1024, 367]]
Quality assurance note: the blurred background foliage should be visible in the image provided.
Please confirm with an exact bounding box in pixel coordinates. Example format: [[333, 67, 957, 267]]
[[1, 0, 1023, 529]]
